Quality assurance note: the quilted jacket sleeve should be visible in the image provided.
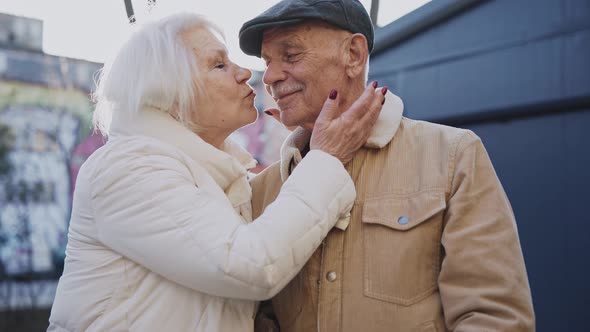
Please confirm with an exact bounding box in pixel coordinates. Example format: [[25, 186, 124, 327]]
[[90, 148, 354, 301]]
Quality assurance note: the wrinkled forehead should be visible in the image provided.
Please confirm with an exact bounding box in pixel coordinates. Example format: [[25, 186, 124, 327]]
[[182, 26, 228, 57]]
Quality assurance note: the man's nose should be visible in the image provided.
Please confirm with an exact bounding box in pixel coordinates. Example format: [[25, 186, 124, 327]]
[[262, 62, 286, 86]]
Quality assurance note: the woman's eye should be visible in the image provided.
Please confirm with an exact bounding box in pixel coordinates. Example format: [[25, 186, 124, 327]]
[[215, 63, 225, 69]]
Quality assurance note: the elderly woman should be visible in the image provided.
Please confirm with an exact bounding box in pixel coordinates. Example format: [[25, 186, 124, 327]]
[[48, 13, 384, 332]]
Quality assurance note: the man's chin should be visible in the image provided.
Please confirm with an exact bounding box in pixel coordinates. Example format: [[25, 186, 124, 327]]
[[277, 112, 301, 131]]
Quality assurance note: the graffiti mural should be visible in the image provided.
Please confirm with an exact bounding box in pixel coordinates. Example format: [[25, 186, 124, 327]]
[[1, 106, 78, 274], [0, 81, 100, 308]]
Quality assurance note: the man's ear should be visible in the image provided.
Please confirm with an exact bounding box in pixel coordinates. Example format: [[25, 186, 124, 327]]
[[345, 33, 369, 79]]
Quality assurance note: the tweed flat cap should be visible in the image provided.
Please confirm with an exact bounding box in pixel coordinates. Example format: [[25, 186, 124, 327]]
[[239, 0, 374, 57]]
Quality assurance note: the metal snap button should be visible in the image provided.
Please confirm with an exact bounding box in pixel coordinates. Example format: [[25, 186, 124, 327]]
[[398, 216, 410, 225], [326, 271, 337, 282]]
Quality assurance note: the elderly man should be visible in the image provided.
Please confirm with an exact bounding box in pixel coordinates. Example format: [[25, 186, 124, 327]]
[[240, 0, 535, 331]]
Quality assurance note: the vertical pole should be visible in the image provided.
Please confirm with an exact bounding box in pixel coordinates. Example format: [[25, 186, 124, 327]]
[[123, 0, 136, 24], [370, 0, 380, 26]]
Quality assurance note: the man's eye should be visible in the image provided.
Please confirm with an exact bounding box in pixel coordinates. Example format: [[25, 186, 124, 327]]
[[286, 53, 300, 61], [215, 63, 225, 69]]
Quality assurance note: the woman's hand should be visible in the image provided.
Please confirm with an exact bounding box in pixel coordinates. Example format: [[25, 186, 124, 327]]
[[310, 82, 386, 164]]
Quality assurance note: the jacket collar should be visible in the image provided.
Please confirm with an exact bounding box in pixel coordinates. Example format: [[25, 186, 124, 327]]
[[109, 107, 257, 197], [279, 90, 404, 182]]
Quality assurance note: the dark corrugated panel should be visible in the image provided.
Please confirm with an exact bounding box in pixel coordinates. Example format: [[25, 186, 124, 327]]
[[369, 0, 590, 330], [372, 0, 488, 55]]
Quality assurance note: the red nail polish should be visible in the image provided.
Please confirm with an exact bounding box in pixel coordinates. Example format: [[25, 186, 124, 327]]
[[329, 89, 338, 100], [372, 81, 378, 88], [381, 86, 388, 95], [264, 110, 272, 115]]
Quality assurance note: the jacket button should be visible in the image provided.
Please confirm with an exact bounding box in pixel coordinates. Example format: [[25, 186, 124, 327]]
[[398, 216, 410, 225], [326, 271, 337, 282]]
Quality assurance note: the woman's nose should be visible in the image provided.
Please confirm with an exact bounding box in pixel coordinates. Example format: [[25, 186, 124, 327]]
[[236, 66, 252, 83]]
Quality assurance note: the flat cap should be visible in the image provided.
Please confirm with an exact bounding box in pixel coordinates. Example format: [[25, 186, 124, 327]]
[[239, 0, 374, 57]]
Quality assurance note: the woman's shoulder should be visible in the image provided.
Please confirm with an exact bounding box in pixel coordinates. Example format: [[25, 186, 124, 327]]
[[107, 135, 187, 159], [86, 135, 201, 181]]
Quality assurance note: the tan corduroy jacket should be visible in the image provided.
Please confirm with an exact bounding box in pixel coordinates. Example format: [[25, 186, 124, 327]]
[[251, 92, 534, 332]]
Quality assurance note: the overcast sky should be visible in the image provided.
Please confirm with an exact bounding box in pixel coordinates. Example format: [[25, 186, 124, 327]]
[[0, 0, 430, 70]]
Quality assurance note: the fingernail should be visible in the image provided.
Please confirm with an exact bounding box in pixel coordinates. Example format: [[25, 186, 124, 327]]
[[329, 89, 338, 100], [264, 110, 272, 115], [372, 81, 378, 88], [381, 86, 388, 95]]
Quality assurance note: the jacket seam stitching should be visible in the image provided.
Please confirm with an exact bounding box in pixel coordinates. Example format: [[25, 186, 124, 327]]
[[446, 131, 474, 200]]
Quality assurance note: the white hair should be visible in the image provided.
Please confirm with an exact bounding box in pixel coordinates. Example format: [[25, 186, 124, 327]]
[[92, 13, 223, 136]]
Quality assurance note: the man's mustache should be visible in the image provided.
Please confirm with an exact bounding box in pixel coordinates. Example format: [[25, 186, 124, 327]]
[[270, 82, 305, 99]]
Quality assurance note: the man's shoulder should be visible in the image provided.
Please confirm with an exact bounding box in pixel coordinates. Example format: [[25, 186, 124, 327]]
[[401, 116, 472, 136], [398, 117, 480, 149]]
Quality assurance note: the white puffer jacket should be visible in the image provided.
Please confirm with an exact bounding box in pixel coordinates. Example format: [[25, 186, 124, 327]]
[[48, 108, 355, 332]]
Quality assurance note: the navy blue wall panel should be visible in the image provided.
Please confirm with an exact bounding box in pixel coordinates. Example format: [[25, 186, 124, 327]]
[[565, 29, 590, 97], [562, 109, 590, 331], [390, 35, 564, 121], [369, 0, 590, 330], [466, 109, 590, 331], [369, 0, 590, 121], [566, 0, 590, 24]]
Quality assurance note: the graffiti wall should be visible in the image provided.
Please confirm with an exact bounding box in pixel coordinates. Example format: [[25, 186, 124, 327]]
[[0, 81, 102, 308]]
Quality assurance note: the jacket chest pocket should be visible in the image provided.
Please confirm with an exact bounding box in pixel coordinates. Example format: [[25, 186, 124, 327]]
[[362, 191, 445, 306]]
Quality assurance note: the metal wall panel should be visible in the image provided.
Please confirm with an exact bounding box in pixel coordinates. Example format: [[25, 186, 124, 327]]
[[369, 0, 590, 330]]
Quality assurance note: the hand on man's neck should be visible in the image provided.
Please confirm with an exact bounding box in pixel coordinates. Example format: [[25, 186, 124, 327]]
[[297, 80, 367, 160], [302, 80, 366, 133]]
